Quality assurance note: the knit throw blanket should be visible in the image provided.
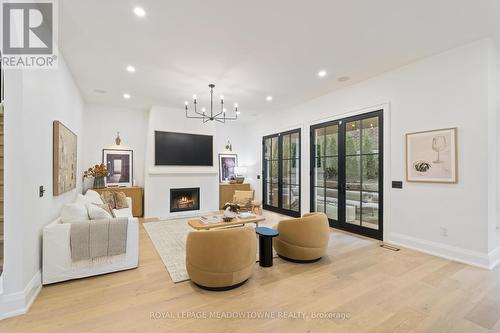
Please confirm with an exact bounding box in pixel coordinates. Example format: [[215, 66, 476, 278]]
[[70, 218, 128, 262]]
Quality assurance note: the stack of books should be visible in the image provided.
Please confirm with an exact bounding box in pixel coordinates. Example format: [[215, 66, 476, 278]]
[[199, 215, 221, 224]]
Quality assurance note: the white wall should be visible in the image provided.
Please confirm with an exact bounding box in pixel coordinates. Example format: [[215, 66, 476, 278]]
[[215, 122, 261, 189], [1, 56, 85, 318], [236, 39, 496, 268], [83, 104, 148, 187], [489, 41, 500, 265]]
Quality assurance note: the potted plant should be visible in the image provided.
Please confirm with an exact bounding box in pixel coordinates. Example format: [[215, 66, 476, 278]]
[[83, 164, 108, 189]]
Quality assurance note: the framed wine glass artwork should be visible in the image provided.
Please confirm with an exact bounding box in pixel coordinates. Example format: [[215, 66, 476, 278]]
[[406, 128, 457, 183]]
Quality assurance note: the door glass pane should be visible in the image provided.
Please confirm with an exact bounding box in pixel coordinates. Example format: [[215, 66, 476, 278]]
[[282, 185, 290, 209], [314, 158, 324, 187], [346, 121, 361, 155], [324, 157, 338, 189], [346, 190, 361, 225], [290, 185, 300, 212], [315, 128, 325, 157], [291, 159, 299, 185], [345, 156, 361, 191], [271, 160, 279, 183], [325, 125, 338, 157], [361, 117, 379, 153], [325, 188, 339, 221], [314, 187, 325, 213], [291, 132, 300, 158], [265, 161, 271, 180], [282, 134, 290, 159], [271, 137, 279, 159], [362, 155, 379, 192], [282, 159, 290, 185], [265, 183, 272, 205], [264, 139, 272, 159], [271, 184, 278, 207], [362, 193, 378, 230]]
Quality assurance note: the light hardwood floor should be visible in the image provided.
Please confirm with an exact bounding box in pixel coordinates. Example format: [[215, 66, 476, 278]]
[[2, 214, 500, 332]]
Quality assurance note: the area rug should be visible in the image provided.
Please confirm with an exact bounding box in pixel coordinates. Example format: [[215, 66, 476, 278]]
[[144, 214, 280, 283]]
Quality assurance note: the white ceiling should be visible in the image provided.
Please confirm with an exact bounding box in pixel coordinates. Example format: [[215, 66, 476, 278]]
[[60, 0, 500, 120]]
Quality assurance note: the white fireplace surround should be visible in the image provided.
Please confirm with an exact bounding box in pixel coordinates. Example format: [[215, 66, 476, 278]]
[[144, 106, 220, 218]]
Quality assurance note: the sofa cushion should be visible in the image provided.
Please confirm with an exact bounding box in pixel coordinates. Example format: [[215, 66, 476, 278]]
[[92, 203, 116, 218], [85, 189, 105, 205], [101, 191, 116, 209], [61, 203, 89, 223], [114, 192, 129, 209], [87, 203, 113, 220]]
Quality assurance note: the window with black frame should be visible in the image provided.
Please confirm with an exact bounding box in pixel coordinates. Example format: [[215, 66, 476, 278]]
[[262, 129, 301, 217]]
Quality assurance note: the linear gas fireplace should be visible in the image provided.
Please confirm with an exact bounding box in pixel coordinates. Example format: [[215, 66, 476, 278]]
[[170, 187, 200, 213]]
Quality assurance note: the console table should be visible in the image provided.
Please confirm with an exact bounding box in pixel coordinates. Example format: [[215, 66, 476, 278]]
[[94, 186, 144, 217]]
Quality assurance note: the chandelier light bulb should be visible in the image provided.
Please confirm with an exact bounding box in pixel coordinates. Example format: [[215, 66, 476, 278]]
[[220, 95, 224, 100], [193, 94, 197, 100], [184, 101, 189, 106], [236, 111, 241, 115], [234, 103, 239, 108]]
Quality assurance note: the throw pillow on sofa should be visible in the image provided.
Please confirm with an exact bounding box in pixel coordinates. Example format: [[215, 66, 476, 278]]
[[101, 191, 115, 209], [85, 189, 105, 205], [87, 203, 113, 220], [114, 192, 129, 209], [61, 203, 89, 223], [92, 203, 116, 218]]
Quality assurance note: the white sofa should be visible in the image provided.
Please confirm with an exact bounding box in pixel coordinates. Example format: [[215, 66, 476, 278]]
[[42, 196, 139, 285]]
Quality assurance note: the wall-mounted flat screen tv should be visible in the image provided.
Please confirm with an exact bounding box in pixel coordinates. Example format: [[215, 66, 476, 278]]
[[155, 131, 213, 166]]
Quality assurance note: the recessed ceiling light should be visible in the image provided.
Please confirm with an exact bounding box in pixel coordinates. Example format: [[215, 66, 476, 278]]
[[123, 93, 131, 99], [337, 76, 350, 82], [133, 7, 146, 17], [266, 96, 273, 101], [318, 70, 327, 78], [126, 65, 136, 73]]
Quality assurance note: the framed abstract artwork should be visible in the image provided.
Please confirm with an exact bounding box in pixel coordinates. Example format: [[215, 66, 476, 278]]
[[103, 149, 134, 187], [406, 127, 458, 183], [218, 154, 238, 182], [53, 121, 78, 196]]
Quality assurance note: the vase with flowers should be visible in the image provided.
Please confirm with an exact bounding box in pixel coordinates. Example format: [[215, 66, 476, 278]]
[[83, 164, 109, 189]]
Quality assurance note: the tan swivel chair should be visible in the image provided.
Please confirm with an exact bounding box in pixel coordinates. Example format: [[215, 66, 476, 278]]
[[186, 226, 256, 290], [273, 212, 330, 263]]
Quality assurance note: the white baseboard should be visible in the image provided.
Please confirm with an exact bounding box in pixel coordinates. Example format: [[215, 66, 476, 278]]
[[387, 232, 490, 269], [488, 246, 500, 269], [0, 270, 42, 320]]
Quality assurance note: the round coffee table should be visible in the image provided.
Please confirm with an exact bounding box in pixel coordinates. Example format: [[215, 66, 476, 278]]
[[255, 227, 279, 267]]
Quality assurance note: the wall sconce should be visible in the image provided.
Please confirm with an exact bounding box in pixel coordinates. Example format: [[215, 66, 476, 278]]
[[224, 140, 232, 152]]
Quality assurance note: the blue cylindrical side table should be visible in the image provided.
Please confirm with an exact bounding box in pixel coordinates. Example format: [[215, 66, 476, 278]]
[[255, 227, 279, 267]]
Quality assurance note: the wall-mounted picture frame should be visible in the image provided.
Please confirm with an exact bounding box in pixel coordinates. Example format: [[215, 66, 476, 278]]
[[53, 121, 78, 196], [218, 153, 238, 182], [102, 149, 133, 187], [406, 127, 457, 183]]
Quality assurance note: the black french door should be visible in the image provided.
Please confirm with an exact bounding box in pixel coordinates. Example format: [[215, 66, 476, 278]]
[[310, 110, 383, 240], [262, 129, 301, 217]]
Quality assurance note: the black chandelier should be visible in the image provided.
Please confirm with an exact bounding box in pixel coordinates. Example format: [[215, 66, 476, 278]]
[[185, 84, 239, 123]]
